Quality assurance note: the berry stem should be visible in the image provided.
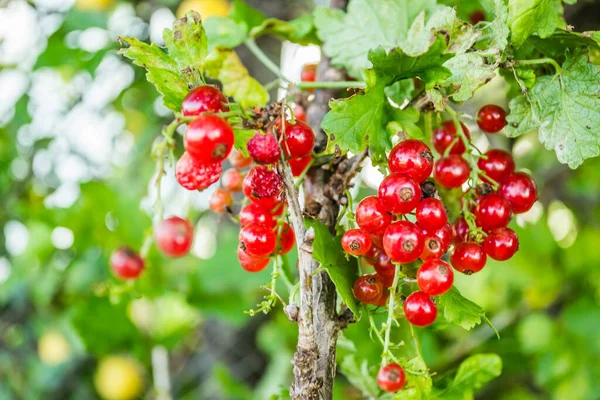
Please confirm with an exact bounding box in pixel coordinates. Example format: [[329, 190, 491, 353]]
[[382, 264, 402, 366], [514, 57, 562, 74], [296, 81, 367, 90], [244, 39, 289, 83]]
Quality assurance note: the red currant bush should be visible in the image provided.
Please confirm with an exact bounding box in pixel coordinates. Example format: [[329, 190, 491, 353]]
[[434, 155, 470, 188], [247, 132, 281, 165], [377, 363, 406, 392], [184, 114, 234, 163], [175, 152, 222, 191], [388, 139, 434, 182], [477, 149, 515, 184], [417, 259, 454, 296], [181, 85, 228, 116], [342, 229, 372, 256], [356, 196, 392, 235], [474, 194, 512, 231], [353, 274, 383, 305], [110, 247, 145, 279], [239, 224, 277, 258], [416, 198, 448, 231], [237, 248, 270, 272], [499, 172, 537, 214], [433, 121, 470, 155], [378, 173, 422, 214], [383, 221, 424, 263], [208, 189, 233, 214], [277, 119, 315, 159], [484, 227, 519, 261], [239, 203, 275, 228], [451, 242, 487, 274], [154, 216, 194, 258], [404, 291, 437, 327], [477, 104, 507, 133]]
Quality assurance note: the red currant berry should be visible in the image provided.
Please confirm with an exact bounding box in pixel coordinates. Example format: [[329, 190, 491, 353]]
[[477, 105, 507, 133], [377, 363, 406, 392], [228, 148, 253, 169], [301, 63, 317, 82], [110, 247, 144, 279], [383, 221, 424, 263], [404, 291, 437, 327], [377, 289, 391, 306], [277, 119, 315, 159], [154, 216, 194, 257], [451, 217, 469, 243], [239, 203, 275, 228], [420, 232, 449, 260], [293, 103, 306, 122], [416, 198, 447, 231], [469, 9, 486, 24], [277, 223, 295, 255], [370, 233, 384, 249], [247, 133, 281, 165], [342, 229, 372, 256], [243, 166, 283, 201], [474, 194, 512, 231], [208, 189, 232, 214], [176, 152, 222, 191], [484, 227, 519, 261], [378, 173, 422, 214], [239, 224, 277, 258], [181, 85, 228, 116], [388, 139, 434, 182], [373, 251, 395, 280], [237, 248, 270, 272], [362, 245, 380, 265], [356, 196, 392, 235], [288, 156, 312, 176], [433, 121, 470, 155], [434, 155, 470, 188], [184, 114, 234, 163], [431, 223, 452, 247], [417, 259, 454, 296], [477, 149, 515, 184], [450, 242, 487, 274], [353, 274, 383, 304], [499, 172, 537, 214], [221, 168, 244, 192]]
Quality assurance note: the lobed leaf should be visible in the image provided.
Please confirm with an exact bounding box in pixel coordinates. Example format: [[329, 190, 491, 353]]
[[437, 286, 487, 330], [441, 354, 503, 399], [508, 0, 565, 47], [250, 15, 320, 45]]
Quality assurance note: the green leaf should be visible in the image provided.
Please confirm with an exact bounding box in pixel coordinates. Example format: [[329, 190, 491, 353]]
[[233, 127, 255, 156], [489, 0, 509, 50], [203, 48, 269, 108], [387, 107, 424, 140], [250, 15, 319, 45], [505, 53, 600, 168], [442, 354, 503, 399], [393, 357, 433, 400], [229, 0, 266, 31], [442, 50, 500, 101], [339, 355, 380, 398], [204, 17, 248, 49], [118, 37, 188, 112], [306, 219, 360, 317], [437, 286, 487, 330], [163, 11, 208, 88], [425, 87, 446, 111], [526, 30, 600, 59], [508, 0, 565, 47], [385, 79, 415, 106]]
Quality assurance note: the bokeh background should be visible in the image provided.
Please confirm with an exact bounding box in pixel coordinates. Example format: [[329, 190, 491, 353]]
[[1, 0, 599, 399]]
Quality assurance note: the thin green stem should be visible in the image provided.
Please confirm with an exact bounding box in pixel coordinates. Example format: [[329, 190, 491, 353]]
[[245, 39, 288, 82], [296, 81, 366, 90], [294, 158, 315, 189], [382, 264, 402, 366], [514, 57, 562, 74]]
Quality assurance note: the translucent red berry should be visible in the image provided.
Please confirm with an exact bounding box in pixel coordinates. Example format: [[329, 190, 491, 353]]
[[377, 363, 406, 392], [417, 259, 454, 296], [184, 114, 234, 163], [433, 121, 470, 155], [110, 247, 145, 279], [477, 149, 515, 184], [416, 198, 447, 231], [243, 166, 283, 201], [451, 217, 469, 243], [154, 216, 194, 258], [228, 149, 253, 169], [383, 221, 424, 263], [404, 291, 437, 327], [356, 196, 392, 236], [175, 152, 222, 191], [373, 251, 395, 281], [288, 156, 312, 176], [208, 189, 232, 214], [499, 172, 537, 214], [239, 203, 275, 228], [247, 133, 281, 165], [450, 242, 487, 274], [484, 227, 519, 261], [239, 224, 277, 258], [388, 139, 434, 182], [238, 248, 270, 272], [342, 229, 372, 256], [293, 103, 306, 122], [221, 168, 244, 192], [434, 155, 470, 188], [301, 63, 317, 82], [477, 105, 507, 133], [474, 194, 512, 231], [420, 231, 450, 260], [181, 85, 228, 116], [277, 119, 315, 159], [378, 173, 422, 214], [277, 223, 295, 255], [353, 274, 383, 305]]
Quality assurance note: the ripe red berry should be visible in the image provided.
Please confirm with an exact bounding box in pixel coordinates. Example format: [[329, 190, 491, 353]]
[[362, 245, 380, 265], [474, 194, 512, 230], [356, 196, 392, 235], [176, 152, 222, 191], [484, 227, 519, 261], [154, 216, 194, 257], [293, 103, 306, 122], [342, 229, 372, 256], [416, 198, 447, 231], [353, 274, 383, 304], [499, 172, 537, 214], [378, 173, 422, 214], [181, 85, 228, 116], [377, 363, 406, 392], [208, 189, 232, 214], [277, 223, 295, 254], [228, 148, 253, 169], [388, 139, 434, 182], [451, 242, 487, 274], [420, 232, 449, 260], [288, 156, 312, 176], [243, 166, 283, 201], [239, 224, 277, 258], [433, 121, 471, 155], [383, 221, 424, 263], [239, 203, 275, 228], [301, 63, 317, 82], [184, 114, 234, 163], [451, 217, 469, 243], [377, 289, 391, 306], [277, 119, 315, 159], [431, 223, 452, 246], [477, 149, 515, 184], [417, 259, 454, 296], [404, 291, 437, 327], [434, 155, 470, 188], [237, 248, 270, 272], [110, 247, 144, 279], [221, 168, 244, 192], [373, 251, 395, 281], [247, 133, 281, 165], [477, 105, 507, 133]]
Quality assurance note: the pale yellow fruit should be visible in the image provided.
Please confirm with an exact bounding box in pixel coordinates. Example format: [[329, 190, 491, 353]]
[[38, 330, 71, 365], [94, 356, 143, 400], [75, 0, 115, 12], [176, 0, 230, 19]]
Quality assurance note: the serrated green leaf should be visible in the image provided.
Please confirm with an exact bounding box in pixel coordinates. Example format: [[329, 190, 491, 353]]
[[393, 357, 433, 400], [489, 0, 509, 50], [387, 107, 424, 140], [306, 219, 360, 317], [442, 354, 502, 399], [385, 79, 415, 106], [437, 286, 486, 330], [233, 127, 255, 157], [163, 11, 208, 88], [442, 51, 499, 101], [204, 17, 248, 49], [118, 37, 188, 111], [250, 15, 319, 45], [505, 53, 600, 168], [527, 30, 600, 59], [203, 48, 269, 108], [339, 355, 380, 397], [508, 0, 564, 47], [229, 0, 266, 31]]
